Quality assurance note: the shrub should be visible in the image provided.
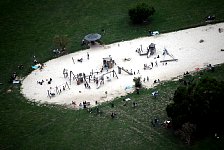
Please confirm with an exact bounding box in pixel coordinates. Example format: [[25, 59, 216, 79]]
[[128, 3, 155, 24]]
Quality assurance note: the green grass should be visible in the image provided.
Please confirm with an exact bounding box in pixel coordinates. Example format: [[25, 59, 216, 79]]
[[1, 0, 224, 149]]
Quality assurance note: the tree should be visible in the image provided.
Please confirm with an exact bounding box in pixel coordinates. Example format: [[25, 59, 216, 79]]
[[133, 77, 142, 88], [166, 77, 224, 141], [128, 3, 155, 24], [175, 122, 196, 145], [53, 35, 69, 51]]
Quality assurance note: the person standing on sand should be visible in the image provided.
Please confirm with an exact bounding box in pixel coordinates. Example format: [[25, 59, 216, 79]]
[[87, 52, 89, 60], [155, 60, 158, 67]]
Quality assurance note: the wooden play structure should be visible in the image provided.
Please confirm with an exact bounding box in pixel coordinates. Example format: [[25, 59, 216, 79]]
[[69, 71, 90, 87], [117, 66, 133, 75], [148, 43, 156, 56], [77, 73, 84, 85], [103, 57, 115, 69], [136, 43, 156, 57]]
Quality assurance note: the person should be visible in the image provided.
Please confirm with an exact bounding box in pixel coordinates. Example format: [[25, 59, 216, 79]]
[[34, 59, 38, 64], [136, 88, 140, 95], [83, 101, 87, 109], [96, 107, 99, 114], [72, 101, 76, 105], [88, 108, 92, 113], [154, 80, 157, 84], [155, 61, 158, 67], [151, 120, 155, 127], [151, 62, 153, 67], [152, 91, 159, 98], [147, 76, 149, 82], [77, 58, 83, 62], [79, 103, 83, 109], [133, 102, 137, 108], [48, 78, 52, 84], [111, 112, 116, 119], [39, 63, 44, 70], [18, 64, 24, 70], [81, 39, 85, 46], [87, 52, 89, 60]]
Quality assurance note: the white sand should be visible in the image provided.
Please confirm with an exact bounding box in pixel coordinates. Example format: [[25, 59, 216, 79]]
[[21, 23, 224, 108]]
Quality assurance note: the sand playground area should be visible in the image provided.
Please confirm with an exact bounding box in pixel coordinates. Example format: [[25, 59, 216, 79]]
[[21, 23, 224, 109]]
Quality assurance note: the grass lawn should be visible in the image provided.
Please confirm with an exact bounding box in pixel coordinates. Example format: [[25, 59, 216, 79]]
[[0, 0, 224, 149]]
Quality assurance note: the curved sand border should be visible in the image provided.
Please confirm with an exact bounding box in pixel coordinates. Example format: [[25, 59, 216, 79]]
[[21, 23, 224, 108]]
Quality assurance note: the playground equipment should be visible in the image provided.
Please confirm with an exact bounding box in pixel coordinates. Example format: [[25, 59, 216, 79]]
[[96, 70, 118, 89], [96, 79, 104, 89], [148, 43, 156, 56], [160, 48, 178, 63], [47, 82, 70, 99], [143, 64, 152, 70], [136, 43, 156, 57], [69, 71, 90, 87], [69, 71, 78, 85], [101, 70, 118, 79], [103, 57, 115, 69], [63, 68, 68, 78], [72, 57, 75, 64], [117, 66, 133, 75], [69, 69, 118, 89]]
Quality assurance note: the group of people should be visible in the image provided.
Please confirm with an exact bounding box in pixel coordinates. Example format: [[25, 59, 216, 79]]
[[38, 78, 52, 85], [84, 81, 91, 89], [142, 76, 150, 82], [63, 68, 68, 78], [79, 101, 89, 109]]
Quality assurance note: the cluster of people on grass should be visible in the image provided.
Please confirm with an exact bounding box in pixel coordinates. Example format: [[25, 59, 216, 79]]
[[151, 117, 172, 128]]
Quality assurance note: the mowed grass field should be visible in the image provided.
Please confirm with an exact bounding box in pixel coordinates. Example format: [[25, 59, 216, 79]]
[[0, 0, 224, 149]]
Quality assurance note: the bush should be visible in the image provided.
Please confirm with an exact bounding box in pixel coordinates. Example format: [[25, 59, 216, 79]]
[[128, 3, 155, 24], [166, 77, 224, 141]]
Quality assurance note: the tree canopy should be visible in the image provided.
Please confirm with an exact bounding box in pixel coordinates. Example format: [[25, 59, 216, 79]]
[[53, 35, 69, 50], [166, 77, 224, 143], [128, 3, 155, 24]]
